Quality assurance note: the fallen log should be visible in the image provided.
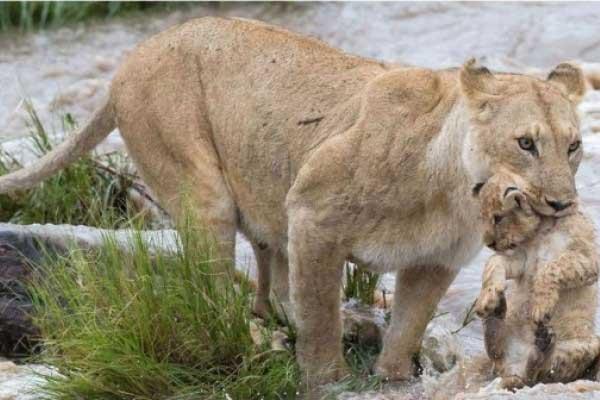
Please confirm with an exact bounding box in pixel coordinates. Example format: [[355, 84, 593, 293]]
[[0, 224, 180, 355], [0, 223, 257, 355]]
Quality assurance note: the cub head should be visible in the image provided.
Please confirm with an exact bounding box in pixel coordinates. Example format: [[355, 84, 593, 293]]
[[461, 59, 585, 217], [474, 171, 541, 253]]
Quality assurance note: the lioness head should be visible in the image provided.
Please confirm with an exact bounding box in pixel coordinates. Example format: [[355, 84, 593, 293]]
[[475, 171, 541, 252], [461, 59, 585, 216]]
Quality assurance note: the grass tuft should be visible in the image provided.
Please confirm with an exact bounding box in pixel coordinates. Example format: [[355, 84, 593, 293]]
[[0, 2, 178, 32], [29, 214, 299, 399], [0, 101, 147, 228], [343, 263, 380, 306]]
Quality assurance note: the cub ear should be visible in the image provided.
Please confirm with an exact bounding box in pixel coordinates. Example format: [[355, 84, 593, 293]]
[[502, 187, 531, 213], [460, 58, 498, 117], [547, 62, 586, 104], [472, 182, 486, 197]]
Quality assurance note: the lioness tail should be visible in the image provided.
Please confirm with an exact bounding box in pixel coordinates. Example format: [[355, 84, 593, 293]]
[[0, 97, 116, 194]]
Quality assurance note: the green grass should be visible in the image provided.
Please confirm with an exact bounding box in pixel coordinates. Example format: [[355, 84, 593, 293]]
[[24, 215, 386, 399], [29, 215, 299, 400], [343, 263, 380, 306], [0, 2, 179, 32], [0, 101, 149, 228], [0, 105, 388, 398]]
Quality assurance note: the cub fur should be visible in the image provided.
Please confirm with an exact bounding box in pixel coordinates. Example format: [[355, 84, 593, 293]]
[[475, 171, 600, 389]]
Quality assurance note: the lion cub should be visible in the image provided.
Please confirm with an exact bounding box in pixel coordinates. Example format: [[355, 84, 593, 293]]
[[474, 172, 600, 389]]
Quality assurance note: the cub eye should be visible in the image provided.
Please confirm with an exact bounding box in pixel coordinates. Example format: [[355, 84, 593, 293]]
[[518, 137, 536, 154], [493, 214, 504, 225], [568, 140, 581, 153]]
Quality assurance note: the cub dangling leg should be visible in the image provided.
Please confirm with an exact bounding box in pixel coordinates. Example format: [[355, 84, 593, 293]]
[[541, 336, 600, 383]]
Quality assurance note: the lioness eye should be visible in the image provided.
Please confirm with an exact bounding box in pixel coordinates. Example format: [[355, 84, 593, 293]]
[[517, 137, 536, 154], [568, 140, 581, 153], [493, 214, 504, 225]]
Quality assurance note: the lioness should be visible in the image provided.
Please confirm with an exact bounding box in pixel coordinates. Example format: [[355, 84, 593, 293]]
[[0, 17, 586, 388], [475, 172, 599, 389]]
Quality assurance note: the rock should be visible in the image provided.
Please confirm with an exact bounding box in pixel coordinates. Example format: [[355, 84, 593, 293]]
[[0, 363, 57, 400], [419, 318, 462, 375], [249, 319, 266, 347], [458, 379, 600, 399], [249, 318, 290, 352], [0, 362, 18, 375], [271, 330, 289, 352], [341, 300, 387, 347], [336, 380, 426, 400]]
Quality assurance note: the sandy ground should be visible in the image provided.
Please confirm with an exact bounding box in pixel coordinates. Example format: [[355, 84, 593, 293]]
[[2, 2, 600, 399]]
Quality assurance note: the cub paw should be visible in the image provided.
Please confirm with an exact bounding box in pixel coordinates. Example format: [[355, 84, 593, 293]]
[[531, 298, 555, 325], [475, 286, 507, 319]]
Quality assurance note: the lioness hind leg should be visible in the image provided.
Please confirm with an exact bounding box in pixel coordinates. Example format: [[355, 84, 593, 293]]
[[247, 242, 290, 320], [375, 265, 458, 380], [250, 241, 273, 318], [270, 249, 291, 319], [542, 336, 600, 383], [114, 53, 238, 272]]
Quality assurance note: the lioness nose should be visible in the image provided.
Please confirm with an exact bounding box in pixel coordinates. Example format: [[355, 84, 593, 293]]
[[545, 197, 573, 212]]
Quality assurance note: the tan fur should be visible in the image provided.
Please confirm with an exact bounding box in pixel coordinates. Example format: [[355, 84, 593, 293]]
[[587, 71, 600, 91], [0, 18, 587, 388], [475, 173, 600, 389]]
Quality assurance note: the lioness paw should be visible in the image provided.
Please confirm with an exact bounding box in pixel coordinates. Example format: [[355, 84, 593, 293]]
[[501, 375, 526, 392], [374, 355, 418, 381]]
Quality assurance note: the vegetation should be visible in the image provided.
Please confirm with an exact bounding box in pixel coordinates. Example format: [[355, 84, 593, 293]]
[[343, 262, 380, 306], [29, 216, 299, 400], [0, 107, 385, 398], [0, 2, 181, 32], [27, 222, 386, 399], [0, 101, 148, 228]]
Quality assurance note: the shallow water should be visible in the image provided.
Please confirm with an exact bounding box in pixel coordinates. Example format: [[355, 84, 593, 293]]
[[2, 2, 600, 399], [3, 2, 600, 141]]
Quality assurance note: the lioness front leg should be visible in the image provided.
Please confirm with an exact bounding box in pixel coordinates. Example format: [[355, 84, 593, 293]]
[[288, 208, 350, 388], [375, 265, 458, 380]]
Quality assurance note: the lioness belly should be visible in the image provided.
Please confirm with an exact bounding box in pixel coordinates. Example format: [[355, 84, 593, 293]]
[[351, 210, 482, 272]]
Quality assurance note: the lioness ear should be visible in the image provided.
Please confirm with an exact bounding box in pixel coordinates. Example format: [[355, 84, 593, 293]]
[[460, 58, 498, 117], [547, 62, 586, 104]]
